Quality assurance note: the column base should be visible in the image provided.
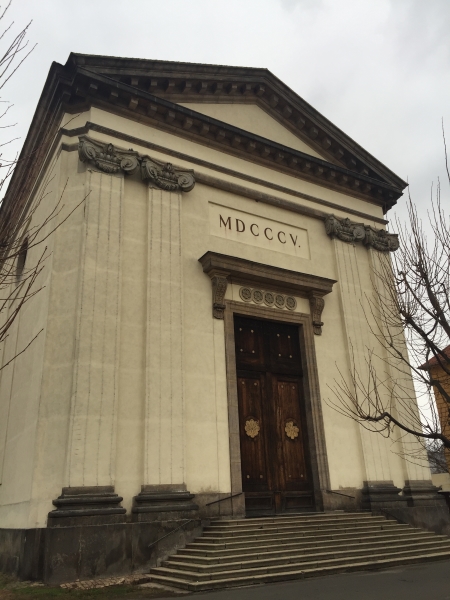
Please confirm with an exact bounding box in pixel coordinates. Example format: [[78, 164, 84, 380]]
[[361, 480, 405, 510], [132, 484, 199, 523], [48, 486, 126, 527], [402, 480, 447, 507], [362, 479, 450, 537]]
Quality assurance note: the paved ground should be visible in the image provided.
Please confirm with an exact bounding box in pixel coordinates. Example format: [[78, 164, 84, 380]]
[[162, 559, 450, 600]]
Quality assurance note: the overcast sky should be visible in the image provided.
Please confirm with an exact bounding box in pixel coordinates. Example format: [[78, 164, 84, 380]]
[[3, 0, 450, 223]]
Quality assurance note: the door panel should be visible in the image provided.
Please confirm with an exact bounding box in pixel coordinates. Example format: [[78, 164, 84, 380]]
[[237, 373, 270, 492], [235, 315, 314, 516], [268, 323, 302, 375], [276, 377, 308, 489], [234, 319, 266, 371]]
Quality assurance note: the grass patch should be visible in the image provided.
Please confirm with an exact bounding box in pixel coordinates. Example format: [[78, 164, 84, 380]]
[[0, 575, 183, 600]]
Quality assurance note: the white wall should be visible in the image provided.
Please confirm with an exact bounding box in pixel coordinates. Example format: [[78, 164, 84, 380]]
[[0, 106, 431, 528]]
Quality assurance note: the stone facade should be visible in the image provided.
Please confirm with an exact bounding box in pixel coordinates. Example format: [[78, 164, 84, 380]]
[[0, 54, 447, 583]]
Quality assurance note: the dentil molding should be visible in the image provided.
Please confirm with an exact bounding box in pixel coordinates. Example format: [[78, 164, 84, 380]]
[[78, 135, 195, 192]]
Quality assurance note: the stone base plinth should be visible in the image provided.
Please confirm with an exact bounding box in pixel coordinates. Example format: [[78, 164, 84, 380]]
[[132, 484, 199, 523], [361, 480, 405, 510], [47, 487, 126, 527], [402, 480, 444, 507]]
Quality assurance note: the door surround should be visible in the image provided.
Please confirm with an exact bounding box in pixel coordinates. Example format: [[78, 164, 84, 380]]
[[224, 301, 331, 516], [199, 251, 335, 517], [234, 315, 314, 515]]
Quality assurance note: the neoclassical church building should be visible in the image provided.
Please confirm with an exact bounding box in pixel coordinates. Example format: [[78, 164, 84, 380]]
[[0, 54, 448, 584]]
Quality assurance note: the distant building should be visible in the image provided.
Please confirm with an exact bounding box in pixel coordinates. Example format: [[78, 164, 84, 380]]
[[0, 54, 447, 583], [420, 346, 450, 473]]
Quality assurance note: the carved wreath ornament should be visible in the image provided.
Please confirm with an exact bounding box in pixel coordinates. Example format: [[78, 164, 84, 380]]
[[285, 421, 299, 440], [78, 136, 195, 193], [245, 418, 260, 439]]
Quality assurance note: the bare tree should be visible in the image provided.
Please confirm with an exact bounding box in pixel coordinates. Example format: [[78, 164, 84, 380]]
[[0, 2, 84, 371], [427, 438, 448, 474], [0, 1, 35, 199], [328, 133, 450, 471]]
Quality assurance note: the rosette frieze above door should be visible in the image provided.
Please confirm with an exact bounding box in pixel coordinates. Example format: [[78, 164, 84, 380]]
[[199, 251, 336, 334]]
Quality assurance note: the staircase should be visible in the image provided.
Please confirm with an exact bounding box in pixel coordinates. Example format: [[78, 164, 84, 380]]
[[148, 512, 450, 591]]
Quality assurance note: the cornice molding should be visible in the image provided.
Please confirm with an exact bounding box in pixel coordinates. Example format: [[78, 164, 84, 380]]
[[73, 122, 388, 224], [199, 251, 336, 334], [324, 214, 399, 252], [2, 55, 407, 228], [70, 67, 402, 212], [11, 121, 387, 250], [78, 135, 195, 192], [69, 54, 407, 191]]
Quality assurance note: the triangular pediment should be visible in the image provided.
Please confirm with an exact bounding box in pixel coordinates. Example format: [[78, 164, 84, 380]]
[[4, 54, 408, 218], [178, 103, 330, 161], [65, 55, 406, 192]]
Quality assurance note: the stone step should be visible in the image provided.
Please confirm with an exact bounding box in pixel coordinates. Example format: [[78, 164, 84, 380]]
[[148, 551, 450, 591], [148, 512, 450, 592], [209, 511, 374, 524], [202, 519, 400, 537], [200, 523, 412, 541], [184, 527, 429, 552], [204, 517, 387, 533], [175, 533, 447, 562], [207, 513, 378, 528], [151, 546, 450, 583], [164, 539, 450, 572]]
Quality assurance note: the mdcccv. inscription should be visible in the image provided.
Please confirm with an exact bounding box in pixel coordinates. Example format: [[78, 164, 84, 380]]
[[209, 202, 310, 259]]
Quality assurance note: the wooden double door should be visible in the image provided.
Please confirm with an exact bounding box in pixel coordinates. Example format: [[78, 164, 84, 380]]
[[235, 316, 314, 515]]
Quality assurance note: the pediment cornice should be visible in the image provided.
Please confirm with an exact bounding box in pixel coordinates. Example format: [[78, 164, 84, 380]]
[[69, 67, 403, 211], [70, 55, 406, 192], [2, 55, 407, 222]]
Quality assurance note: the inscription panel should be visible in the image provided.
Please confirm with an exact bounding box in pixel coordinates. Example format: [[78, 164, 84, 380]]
[[209, 202, 310, 259]]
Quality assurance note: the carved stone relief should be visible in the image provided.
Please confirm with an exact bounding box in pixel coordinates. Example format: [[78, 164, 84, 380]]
[[363, 226, 399, 252], [211, 274, 229, 320], [141, 157, 195, 192], [309, 294, 325, 336], [239, 287, 297, 311], [79, 136, 139, 175], [199, 251, 335, 330], [324, 214, 398, 252], [78, 135, 195, 193]]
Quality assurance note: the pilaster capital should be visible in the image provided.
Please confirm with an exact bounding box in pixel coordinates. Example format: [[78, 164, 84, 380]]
[[324, 214, 398, 252], [78, 135, 139, 175], [141, 157, 195, 192], [325, 214, 365, 244], [363, 225, 399, 252], [78, 135, 196, 193]]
